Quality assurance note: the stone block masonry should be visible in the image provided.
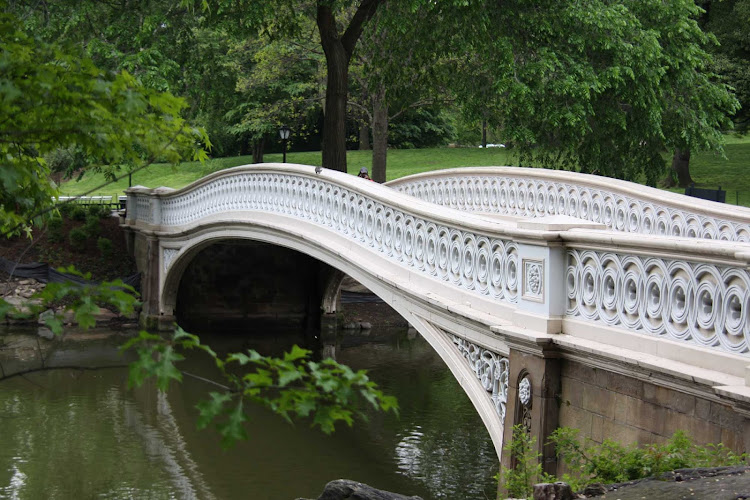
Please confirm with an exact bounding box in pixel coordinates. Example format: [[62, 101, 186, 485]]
[[558, 359, 746, 474]]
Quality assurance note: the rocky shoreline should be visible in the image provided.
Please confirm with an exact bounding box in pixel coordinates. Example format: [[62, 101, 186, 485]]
[[1, 276, 139, 331]]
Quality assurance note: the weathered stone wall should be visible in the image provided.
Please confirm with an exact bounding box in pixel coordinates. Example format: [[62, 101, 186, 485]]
[[175, 241, 330, 333], [558, 360, 748, 468]]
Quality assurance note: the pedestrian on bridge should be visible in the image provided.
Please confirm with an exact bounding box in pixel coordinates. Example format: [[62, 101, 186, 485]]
[[358, 167, 373, 181]]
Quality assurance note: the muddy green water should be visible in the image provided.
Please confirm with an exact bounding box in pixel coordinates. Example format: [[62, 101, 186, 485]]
[[0, 326, 498, 500]]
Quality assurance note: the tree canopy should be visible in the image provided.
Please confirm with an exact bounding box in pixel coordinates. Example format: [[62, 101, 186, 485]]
[[446, 0, 739, 185], [0, 8, 208, 236], [7, 0, 740, 186]]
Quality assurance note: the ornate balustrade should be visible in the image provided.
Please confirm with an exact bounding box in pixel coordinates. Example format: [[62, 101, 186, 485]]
[[126, 165, 564, 315], [388, 167, 750, 242], [563, 236, 750, 356], [125, 164, 750, 367]]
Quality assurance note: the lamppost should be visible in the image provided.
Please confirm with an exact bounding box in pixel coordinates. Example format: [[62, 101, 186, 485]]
[[279, 125, 291, 163]]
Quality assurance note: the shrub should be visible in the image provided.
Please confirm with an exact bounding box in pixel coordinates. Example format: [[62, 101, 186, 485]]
[[89, 204, 111, 219], [84, 214, 100, 238], [47, 216, 64, 243], [499, 425, 553, 498], [97, 237, 113, 258], [70, 204, 87, 221], [57, 202, 74, 218], [548, 428, 748, 491], [69, 227, 88, 251]]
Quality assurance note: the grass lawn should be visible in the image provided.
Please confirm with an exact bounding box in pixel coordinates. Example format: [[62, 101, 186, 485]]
[[61, 136, 750, 206], [665, 135, 750, 206], [59, 147, 517, 197]]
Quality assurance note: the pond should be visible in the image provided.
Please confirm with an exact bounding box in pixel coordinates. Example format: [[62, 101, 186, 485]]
[[0, 325, 498, 499]]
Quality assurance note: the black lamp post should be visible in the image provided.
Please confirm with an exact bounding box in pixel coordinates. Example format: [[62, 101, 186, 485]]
[[279, 125, 291, 163]]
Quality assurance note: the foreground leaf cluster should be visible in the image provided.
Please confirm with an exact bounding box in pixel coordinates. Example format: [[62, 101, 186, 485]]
[[122, 326, 398, 448], [0, 267, 139, 335], [0, 7, 209, 236]]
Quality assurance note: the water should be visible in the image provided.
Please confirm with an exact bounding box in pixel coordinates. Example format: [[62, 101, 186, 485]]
[[0, 326, 498, 499]]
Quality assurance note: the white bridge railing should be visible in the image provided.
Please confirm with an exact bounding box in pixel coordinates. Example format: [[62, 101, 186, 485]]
[[388, 167, 750, 242], [125, 164, 750, 380]]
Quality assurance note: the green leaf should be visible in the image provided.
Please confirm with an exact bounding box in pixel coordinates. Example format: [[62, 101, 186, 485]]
[[227, 352, 253, 365], [43, 315, 64, 336], [217, 401, 249, 448], [283, 345, 310, 362], [277, 366, 303, 387], [196, 391, 232, 430], [153, 345, 184, 391]]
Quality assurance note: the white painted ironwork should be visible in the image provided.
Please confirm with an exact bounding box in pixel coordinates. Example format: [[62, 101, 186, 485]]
[[566, 249, 750, 354], [150, 172, 520, 305], [390, 169, 750, 242], [135, 196, 153, 224], [452, 335, 509, 423], [163, 248, 178, 272], [518, 377, 531, 406]]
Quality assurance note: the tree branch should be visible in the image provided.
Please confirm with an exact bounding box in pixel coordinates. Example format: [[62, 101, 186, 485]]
[[341, 0, 384, 58], [347, 100, 373, 123]]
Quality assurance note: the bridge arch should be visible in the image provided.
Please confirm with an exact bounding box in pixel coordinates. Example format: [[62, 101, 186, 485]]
[[159, 220, 508, 457]]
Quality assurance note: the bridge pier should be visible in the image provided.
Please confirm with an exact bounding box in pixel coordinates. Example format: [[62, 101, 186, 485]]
[[501, 345, 561, 477]]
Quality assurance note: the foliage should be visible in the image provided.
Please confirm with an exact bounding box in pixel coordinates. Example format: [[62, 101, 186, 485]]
[[70, 205, 87, 222], [68, 227, 89, 251], [499, 425, 553, 498], [0, 7, 209, 236], [57, 203, 75, 218], [228, 34, 323, 158], [445, 0, 739, 185], [89, 204, 112, 219], [45, 146, 89, 180], [84, 214, 101, 238], [121, 327, 399, 448], [388, 107, 456, 149], [549, 428, 748, 491], [47, 217, 64, 243], [703, 0, 750, 131], [97, 237, 114, 259]]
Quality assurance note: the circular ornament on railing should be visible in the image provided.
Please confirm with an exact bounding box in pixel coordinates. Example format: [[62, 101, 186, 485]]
[[461, 233, 477, 289], [519, 376, 532, 407]]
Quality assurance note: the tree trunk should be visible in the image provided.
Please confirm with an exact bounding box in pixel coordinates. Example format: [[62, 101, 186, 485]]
[[671, 148, 693, 188], [359, 121, 370, 150], [240, 134, 250, 156], [320, 42, 349, 172], [316, 0, 383, 173], [371, 88, 388, 183], [482, 119, 487, 148], [252, 138, 265, 164]]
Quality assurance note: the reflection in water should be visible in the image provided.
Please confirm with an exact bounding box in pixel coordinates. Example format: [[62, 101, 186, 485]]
[[0, 326, 498, 499], [395, 425, 425, 476]]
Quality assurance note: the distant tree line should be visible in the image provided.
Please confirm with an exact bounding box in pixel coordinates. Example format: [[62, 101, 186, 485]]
[[7, 0, 747, 186]]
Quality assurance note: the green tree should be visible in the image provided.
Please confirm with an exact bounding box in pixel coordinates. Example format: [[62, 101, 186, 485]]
[[0, 9, 207, 236], [702, 0, 750, 132], [229, 31, 324, 163], [349, 1, 453, 183], [447, 0, 738, 186], [195, 0, 384, 173]]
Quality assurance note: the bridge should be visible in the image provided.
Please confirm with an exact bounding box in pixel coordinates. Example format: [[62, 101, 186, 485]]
[[122, 163, 750, 475]]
